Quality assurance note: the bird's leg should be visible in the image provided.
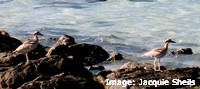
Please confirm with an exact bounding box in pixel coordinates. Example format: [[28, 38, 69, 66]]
[[154, 58, 157, 71], [158, 58, 161, 71], [25, 53, 30, 63]]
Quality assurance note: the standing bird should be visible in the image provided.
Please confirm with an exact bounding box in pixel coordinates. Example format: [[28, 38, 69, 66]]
[[141, 39, 176, 71], [13, 31, 43, 63]]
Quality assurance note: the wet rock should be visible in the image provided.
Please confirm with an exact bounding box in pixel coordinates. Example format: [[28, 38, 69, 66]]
[[107, 53, 124, 61], [0, 52, 24, 66], [28, 44, 47, 60], [0, 55, 103, 89], [49, 37, 58, 41], [167, 48, 193, 56], [46, 34, 109, 66], [96, 70, 112, 80], [44, 46, 51, 52], [0, 30, 22, 52], [67, 43, 109, 65], [95, 70, 112, 85], [19, 73, 103, 89], [0, 30, 10, 37], [104, 65, 200, 89], [0, 62, 38, 89], [46, 34, 76, 57]]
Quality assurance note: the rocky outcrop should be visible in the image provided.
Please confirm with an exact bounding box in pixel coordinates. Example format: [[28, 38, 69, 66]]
[[0, 31, 199, 89], [95, 62, 200, 89], [0, 55, 103, 89], [0, 31, 107, 88], [107, 53, 124, 61], [46, 35, 109, 66], [167, 48, 193, 56], [66, 43, 109, 65], [0, 30, 22, 52], [0, 30, 10, 37]]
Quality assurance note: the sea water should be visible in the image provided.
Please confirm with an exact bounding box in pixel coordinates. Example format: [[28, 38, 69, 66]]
[[0, 0, 199, 70]]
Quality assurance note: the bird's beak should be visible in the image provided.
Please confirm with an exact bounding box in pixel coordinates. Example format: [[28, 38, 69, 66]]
[[170, 40, 176, 43], [38, 33, 44, 36], [35, 32, 44, 36]]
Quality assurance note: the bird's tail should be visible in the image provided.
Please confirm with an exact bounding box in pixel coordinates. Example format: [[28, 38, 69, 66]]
[[141, 54, 145, 57], [141, 53, 148, 57]]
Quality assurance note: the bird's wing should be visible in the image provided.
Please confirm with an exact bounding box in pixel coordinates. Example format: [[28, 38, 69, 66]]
[[141, 47, 164, 57], [23, 40, 36, 44], [14, 40, 37, 53], [14, 43, 33, 52], [153, 47, 164, 53]]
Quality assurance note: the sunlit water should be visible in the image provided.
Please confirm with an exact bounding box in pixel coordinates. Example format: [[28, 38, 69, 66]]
[[0, 0, 199, 70]]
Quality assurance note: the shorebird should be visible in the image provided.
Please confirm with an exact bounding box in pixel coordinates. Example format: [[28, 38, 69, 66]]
[[141, 39, 176, 71], [13, 31, 43, 63]]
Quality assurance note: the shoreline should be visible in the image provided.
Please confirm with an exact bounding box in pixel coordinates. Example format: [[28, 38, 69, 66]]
[[0, 30, 199, 89]]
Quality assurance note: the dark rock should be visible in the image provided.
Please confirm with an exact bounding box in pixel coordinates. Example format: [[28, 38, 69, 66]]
[[0, 62, 38, 89], [44, 46, 51, 52], [28, 44, 47, 60], [46, 34, 76, 57], [0, 30, 22, 52], [167, 48, 193, 56], [94, 70, 112, 85], [0, 30, 10, 37], [46, 45, 68, 58], [67, 43, 109, 65], [107, 52, 124, 61], [20, 73, 103, 89], [96, 70, 112, 79], [0, 55, 103, 89], [46, 34, 109, 66], [0, 52, 25, 66], [49, 37, 58, 41]]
